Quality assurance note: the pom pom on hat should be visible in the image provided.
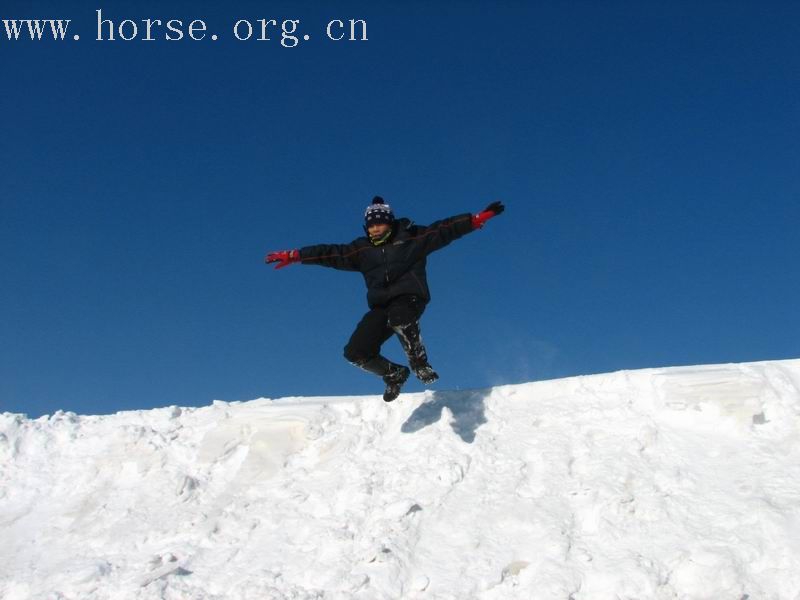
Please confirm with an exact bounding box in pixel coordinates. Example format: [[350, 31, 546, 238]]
[[364, 196, 395, 227]]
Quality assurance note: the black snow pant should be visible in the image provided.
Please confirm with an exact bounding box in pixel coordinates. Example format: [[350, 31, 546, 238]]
[[343, 295, 428, 374]]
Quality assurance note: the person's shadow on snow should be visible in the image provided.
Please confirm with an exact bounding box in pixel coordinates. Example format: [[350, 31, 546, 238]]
[[401, 389, 490, 443]]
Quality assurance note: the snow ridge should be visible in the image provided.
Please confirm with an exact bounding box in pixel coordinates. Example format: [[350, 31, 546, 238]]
[[2, 359, 800, 599]]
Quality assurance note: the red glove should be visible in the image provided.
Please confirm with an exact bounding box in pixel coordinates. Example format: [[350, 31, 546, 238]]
[[472, 201, 505, 229], [265, 249, 300, 269]]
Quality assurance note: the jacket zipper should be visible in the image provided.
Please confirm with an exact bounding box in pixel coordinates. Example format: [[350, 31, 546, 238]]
[[381, 247, 389, 284]]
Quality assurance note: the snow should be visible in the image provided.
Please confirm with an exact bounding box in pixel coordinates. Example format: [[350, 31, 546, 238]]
[[2, 359, 800, 599]]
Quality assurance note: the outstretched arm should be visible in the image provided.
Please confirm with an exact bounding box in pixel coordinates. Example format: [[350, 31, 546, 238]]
[[265, 241, 363, 271], [411, 201, 505, 256]]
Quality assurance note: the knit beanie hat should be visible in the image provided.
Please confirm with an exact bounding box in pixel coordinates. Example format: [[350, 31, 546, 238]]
[[364, 196, 395, 227]]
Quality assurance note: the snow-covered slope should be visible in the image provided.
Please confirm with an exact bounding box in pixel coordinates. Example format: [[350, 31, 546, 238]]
[[3, 360, 800, 600]]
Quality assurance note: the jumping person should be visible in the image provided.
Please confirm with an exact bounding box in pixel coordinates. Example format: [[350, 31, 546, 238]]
[[265, 197, 504, 401]]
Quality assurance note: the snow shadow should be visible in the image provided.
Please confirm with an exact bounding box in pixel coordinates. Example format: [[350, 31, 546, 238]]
[[401, 389, 490, 443]]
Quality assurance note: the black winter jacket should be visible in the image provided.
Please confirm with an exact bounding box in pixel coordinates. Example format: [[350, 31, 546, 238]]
[[298, 214, 475, 308]]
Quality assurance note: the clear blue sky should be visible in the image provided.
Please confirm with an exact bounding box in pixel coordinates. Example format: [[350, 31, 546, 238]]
[[2, 1, 798, 417]]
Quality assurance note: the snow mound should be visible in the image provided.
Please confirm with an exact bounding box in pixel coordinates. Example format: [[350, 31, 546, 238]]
[[2, 359, 800, 599]]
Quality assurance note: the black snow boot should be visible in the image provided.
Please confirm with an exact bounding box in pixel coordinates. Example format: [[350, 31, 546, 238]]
[[353, 355, 411, 402], [382, 363, 411, 402], [392, 321, 439, 385]]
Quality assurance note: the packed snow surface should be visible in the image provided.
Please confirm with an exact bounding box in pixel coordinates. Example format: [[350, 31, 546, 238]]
[[3, 360, 800, 600]]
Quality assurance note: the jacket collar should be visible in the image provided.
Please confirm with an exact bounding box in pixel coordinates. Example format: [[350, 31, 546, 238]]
[[364, 218, 413, 245]]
